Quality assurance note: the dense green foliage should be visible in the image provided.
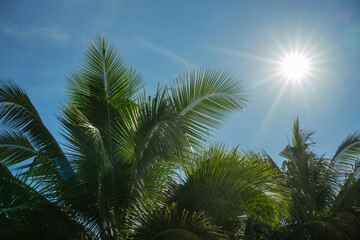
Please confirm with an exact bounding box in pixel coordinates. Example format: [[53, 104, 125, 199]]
[[243, 119, 360, 240], [1, 36, 360, 239]]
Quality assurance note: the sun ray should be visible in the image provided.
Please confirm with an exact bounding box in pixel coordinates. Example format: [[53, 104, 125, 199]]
[[257, 79, 290, 136]]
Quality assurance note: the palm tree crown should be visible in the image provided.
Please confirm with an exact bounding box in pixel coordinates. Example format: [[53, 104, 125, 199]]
[[263, 118, 360, 240]]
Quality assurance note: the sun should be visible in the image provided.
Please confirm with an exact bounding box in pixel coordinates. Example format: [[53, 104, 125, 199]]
[[279, 52, 311, 81]]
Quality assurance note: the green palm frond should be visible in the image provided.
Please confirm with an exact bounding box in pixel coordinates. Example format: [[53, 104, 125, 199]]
[[119, 88, 186, 181], [0, 163, 91, 239], [60, 103, 114, 173], [0, 78, 73, 194], [170, 69, 248, 148], [0, 79, 66, 157], [167, 145, 289, 229], [0, 130, 36, 167], [130, 202, 226, 240], [58, 103, 124, 235], [330, 131, 360, 178], [247, 149, 283, 176], [284, 216, 359, 240], [325, 131, 360, 213], [66, 35, 143, 131], [334, 177, 360, 211]]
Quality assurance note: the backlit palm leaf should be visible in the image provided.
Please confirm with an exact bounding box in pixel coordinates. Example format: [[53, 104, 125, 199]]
[[170, 69, 247, 148], [166, 145, 289, 231], [0, 79, 73, 196]]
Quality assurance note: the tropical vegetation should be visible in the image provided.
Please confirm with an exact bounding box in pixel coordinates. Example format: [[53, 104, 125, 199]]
[[0, 36, 360, 239], [246, 119, 360, 239]]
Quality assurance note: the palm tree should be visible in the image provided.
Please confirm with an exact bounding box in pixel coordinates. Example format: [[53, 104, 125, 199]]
[[257, 118, 360, 240], [0, 36, 289, 239]]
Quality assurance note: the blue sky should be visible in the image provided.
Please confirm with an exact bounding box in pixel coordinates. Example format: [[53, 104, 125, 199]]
[[1, 0, 360, 163]]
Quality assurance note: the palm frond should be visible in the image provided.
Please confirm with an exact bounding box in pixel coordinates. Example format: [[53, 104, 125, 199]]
[[334, 177, 360, 211], [170, 69, 248, 148], [166, 145, 290, 229], [0, 78, 74, 193], [119, 88, 187, 182], [0, 162, 91, 239], [66, 35, 143, 131], [330, 131, 360, 177], [284, 216, 359, 240], [129, 202, 226, 240], [58, 103, 120, 234], [0, 130, 36, 167]]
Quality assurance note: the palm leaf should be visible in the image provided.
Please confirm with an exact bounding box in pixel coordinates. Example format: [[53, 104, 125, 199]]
[[284, 216, 359, 240], [119, 88, 186, 182], [334, 177, 360, 211], [0, 130, 36, 167], [330, 131, 360, 178], [169, 69, 247, 148], [66, 35, 143, 131], [129, 202, 226, 240], [58, 103, 122, 236], [0, 162, 91, 239], [0, 78, 74, 194], [166, 145, 289, 230]]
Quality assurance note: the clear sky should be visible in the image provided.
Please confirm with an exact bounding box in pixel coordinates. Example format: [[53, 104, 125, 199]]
[[1, 0, 359, 164]]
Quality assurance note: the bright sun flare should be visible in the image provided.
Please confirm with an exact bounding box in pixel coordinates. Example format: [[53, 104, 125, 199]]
[[279, 53, 311, 81]]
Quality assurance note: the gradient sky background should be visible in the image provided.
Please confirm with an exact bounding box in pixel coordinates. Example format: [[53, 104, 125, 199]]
[[1, 0, 360, 164]]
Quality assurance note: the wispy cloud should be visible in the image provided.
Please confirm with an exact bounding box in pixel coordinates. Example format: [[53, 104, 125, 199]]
[[137, 37, 196, 67], [0, 23, 69, 42], [206, 46, 273, 63]]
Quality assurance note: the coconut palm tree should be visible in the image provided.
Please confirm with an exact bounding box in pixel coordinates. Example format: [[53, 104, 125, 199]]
[[253, 119, 360, 240], [0, 36, 289, 239]]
